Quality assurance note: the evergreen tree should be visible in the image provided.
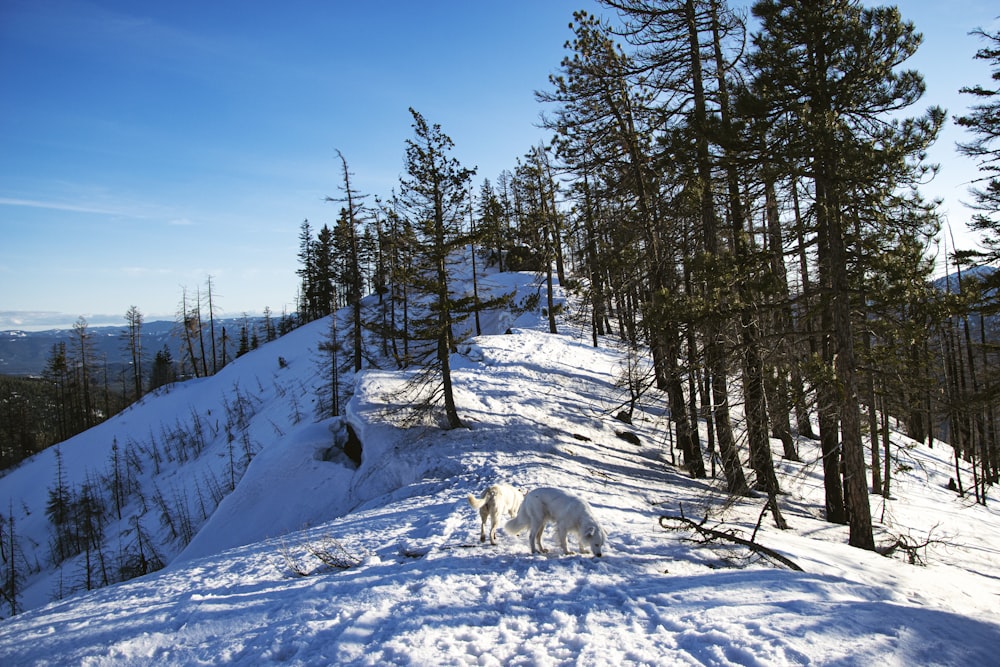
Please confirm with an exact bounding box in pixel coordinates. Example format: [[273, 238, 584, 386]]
[[205, 276, 220, 373], [328, 150, 367, 373], [1, 504, 22, 616], [177, 288, 202, 379], [45, 447, 73, 564], [398, 108, 477, 429], [749, 0, 944, 549], [313, 224, 337, 316], [123, 306, 144, 403], [956, 27, 1000, 264], [42, 342, 72, 442], [70, 317, 95, 429], [477, 179, 507, 272], [148, 346, 176, 391], [380, 199, 418, 368], [296, 220, 318, 322], [547, 6, 709, 480]]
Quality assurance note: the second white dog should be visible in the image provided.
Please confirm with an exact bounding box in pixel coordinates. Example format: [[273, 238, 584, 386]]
[[468, 483, 524, 545], [505, 487, 607, 557]]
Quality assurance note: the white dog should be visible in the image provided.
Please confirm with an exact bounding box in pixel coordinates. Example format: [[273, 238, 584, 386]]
[[505, 487, 607, 557], [467, 483, 524, 545]]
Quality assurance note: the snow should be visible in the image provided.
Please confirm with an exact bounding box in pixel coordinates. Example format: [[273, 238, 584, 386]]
[[1, 268, 999, 666]]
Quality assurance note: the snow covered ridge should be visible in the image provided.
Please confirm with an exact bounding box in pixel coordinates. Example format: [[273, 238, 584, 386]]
[[1, 275, 999, 664], [0, 269, 541, 616]]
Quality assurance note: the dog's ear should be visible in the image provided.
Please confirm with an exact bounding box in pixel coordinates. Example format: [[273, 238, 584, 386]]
[[585, 525, 596, 537]]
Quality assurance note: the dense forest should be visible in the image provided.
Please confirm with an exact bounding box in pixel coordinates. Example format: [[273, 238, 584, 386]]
[[3, 0, 1000, 559]]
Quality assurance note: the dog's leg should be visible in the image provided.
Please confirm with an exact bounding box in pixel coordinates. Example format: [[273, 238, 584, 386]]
[[558, 527, 571, 554], [488, 508, 499, 545], [532, 520, 548, 554], [479, 507, 489, 543]]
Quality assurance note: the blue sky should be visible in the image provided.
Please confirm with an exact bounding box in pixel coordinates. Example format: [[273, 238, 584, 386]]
[[1, 0, 998, 330]]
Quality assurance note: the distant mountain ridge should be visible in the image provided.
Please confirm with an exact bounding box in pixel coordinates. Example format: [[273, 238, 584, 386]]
[[0, 318, 265, 376], [932, 263, 996, 292]]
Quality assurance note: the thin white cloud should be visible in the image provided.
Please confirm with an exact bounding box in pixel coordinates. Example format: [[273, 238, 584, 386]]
[[0, 196, 122, 216], [0, 194, 191, 226]]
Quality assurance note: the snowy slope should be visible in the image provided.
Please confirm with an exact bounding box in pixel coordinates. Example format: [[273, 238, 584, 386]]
[[1, 273, 999, 665]]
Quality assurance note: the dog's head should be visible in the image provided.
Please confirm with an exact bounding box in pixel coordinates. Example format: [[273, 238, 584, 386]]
[[583, 522, 606, 557]]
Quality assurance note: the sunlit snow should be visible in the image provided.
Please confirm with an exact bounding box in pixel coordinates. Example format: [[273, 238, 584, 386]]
[[1, 269, 998, 666]]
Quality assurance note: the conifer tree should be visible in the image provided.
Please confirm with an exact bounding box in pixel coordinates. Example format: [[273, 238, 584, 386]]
[[205, 277, 219, 373], [178, 288, 202, 379], [123, 306, 144, 402], [296, 220, 318, 322], [45, 447, 73, 564], [313, 224, 337, 316], [380, 199, 418, 368], [70, 317, 95, 429], [477, 179, 507, 272], [749, 0, 943, 549], [43, 342, 72, 441], [570, 2, 727, 484], [956, 27, 1000, 264], [1, 505, 21, 616], [398, 108, 477, 429], [329, 150, 367, 373], [148, 346, 176, 391]]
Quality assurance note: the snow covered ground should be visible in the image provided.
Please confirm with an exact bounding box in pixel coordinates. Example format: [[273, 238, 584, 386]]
[[1, 271, 999, 665]]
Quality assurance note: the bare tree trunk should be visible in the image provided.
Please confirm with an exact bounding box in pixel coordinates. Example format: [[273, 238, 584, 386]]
[[206, 276, 218, 374]]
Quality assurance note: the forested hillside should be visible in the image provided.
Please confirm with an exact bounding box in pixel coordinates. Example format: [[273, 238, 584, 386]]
[[0, 316, 284, 469]]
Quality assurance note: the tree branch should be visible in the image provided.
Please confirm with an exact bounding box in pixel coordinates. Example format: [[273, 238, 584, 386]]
[[660, 508, 803, 572]]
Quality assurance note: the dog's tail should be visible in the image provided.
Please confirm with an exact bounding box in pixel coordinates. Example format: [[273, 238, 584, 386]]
[[467, 493, 488, 509], [504, 512, 529, 536]]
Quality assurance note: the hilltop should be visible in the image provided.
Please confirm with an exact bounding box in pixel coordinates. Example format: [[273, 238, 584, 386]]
[[0, 269, 998, 665]]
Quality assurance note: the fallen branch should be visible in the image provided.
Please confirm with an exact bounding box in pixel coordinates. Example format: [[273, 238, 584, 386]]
[[877, 526, 943, 565], [660, 511, 804, 572]]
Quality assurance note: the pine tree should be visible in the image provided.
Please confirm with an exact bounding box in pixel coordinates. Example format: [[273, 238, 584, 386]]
[[749, 0, 943, 549], [149, 345, 176, 392], [956, 27, 1000, 263], [329, 150, 367, 373], [177, 288, 202, 379], [521, 145, 562, 335], [1, 504, 21, 617], [43, 342, 72, 441], [398, 108, 477, 429], [547, 8, 694, 476], [123, 306, 144, 403], [70, 317, 95, 429], [313, 224, 337, 316], [45, 447, 73, 564], [380, 199, 419, 368], [950, 33, 1000, 494], [477, 179, 507, 272], [296, 220, 318, 322], [205, 276, 220, 373]]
